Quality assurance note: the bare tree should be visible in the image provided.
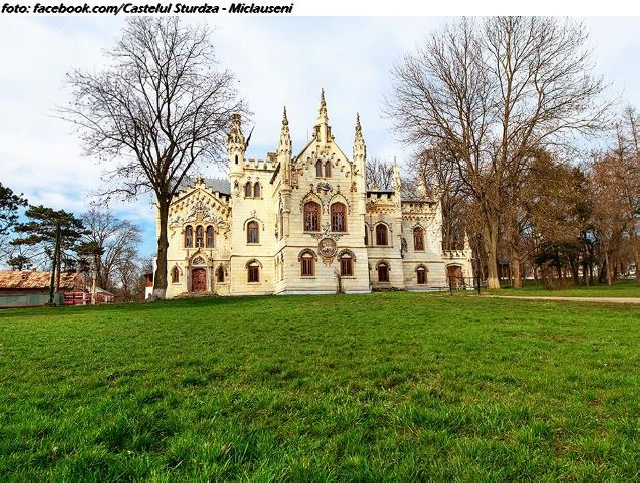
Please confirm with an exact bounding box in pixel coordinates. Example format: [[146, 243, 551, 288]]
[[366, 158, 394, 190], [386, 17, 609, 289], [59, 18, 247, 299], [80, 207, 141, 291]]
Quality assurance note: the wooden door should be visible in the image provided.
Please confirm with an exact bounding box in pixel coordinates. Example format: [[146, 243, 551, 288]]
[[191, 268, 207, 292], [447, 265, 463, 288]]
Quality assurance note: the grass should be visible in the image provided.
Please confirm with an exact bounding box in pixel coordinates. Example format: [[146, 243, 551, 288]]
[[490, 279, 640, 297], [0, 293, 638, 480]]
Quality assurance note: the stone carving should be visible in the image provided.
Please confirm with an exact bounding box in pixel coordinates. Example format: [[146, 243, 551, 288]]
[[316, 182, 333, 194], [317, 238, 337, 264], [309, 223, 344, 242]]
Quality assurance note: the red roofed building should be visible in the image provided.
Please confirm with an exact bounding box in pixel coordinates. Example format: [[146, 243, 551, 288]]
[[0, 270, 84, 307]]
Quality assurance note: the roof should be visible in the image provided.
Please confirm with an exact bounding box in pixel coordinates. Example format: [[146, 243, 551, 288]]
[[177, 177, 230, 195], [0, 271, 81, 290]]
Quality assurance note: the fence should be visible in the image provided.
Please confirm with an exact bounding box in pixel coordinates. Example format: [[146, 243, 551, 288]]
[[447, 276, 487, 294]]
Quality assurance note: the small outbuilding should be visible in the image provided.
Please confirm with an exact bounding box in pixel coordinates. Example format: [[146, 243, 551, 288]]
[[0, 270, 84, 307]]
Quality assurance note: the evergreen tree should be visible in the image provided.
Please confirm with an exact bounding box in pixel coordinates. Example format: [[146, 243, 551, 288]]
[[13, 206, 87, 304]]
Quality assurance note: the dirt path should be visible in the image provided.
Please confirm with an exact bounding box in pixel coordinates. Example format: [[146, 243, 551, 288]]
[[487, 295, 640, 304]]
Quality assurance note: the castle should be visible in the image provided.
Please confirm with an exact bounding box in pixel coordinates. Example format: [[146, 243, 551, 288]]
[[157, 91, 472, 297]]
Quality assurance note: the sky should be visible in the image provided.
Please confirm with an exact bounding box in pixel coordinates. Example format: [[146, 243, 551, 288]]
[[1, 16, 639, 257]]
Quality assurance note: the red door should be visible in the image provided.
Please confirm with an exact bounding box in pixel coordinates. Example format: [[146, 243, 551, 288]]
[[191, 268, 207, 292], [447, 265, 463, 288]]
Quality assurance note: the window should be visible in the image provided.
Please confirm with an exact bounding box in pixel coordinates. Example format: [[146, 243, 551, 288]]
[[254, 182, 261, 198], [304, 201, 320, 232], [248, 263, 259, 283], [417, 267, 427, 285], [340, 254, 353, 276], [216, 265, 225, 283], [315, 160, 323, 178], [364, 225, 369, 245], [206, 226, 214, 248], [235, 154, 239, 165], [196, 225, 204, 247], [378, 262, 389, 282], [247, 221, 259, 244], [325, 161, 331, 178], [171, 266, 180, 283], [245, 182, 252, 197], [278, 209, 283, 240], [331, 203, 346, 232], [376, 224, 388, 246], [413, 227, 425, 251], [184, 225, 193, 248], [301, 253, 314, 277]]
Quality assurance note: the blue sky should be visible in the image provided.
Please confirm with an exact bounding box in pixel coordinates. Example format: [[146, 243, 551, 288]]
[[1, 16, 639, 257]]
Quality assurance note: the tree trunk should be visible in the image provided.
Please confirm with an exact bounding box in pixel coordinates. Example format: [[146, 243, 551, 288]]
[[91, 254, 98, 305], [482, 214, 500, 289], [152, 199, 170, 300], [512, 247, 522, 288], [632, 228, 640, 286], [603, 248, 613, 286]]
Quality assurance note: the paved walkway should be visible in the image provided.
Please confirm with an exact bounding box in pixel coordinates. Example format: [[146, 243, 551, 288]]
[[487, 295, 640, 304]]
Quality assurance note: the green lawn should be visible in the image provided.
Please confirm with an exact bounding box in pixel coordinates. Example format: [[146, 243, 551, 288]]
[[0, 293, 638, 480], [490, 279, 640, 297]]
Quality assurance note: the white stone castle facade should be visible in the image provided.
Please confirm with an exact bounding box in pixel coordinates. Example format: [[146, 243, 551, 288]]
[[157, 91, 472, 297]]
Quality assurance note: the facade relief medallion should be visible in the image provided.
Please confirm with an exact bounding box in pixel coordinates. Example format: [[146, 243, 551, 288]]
[[317, 237, 337, 263]]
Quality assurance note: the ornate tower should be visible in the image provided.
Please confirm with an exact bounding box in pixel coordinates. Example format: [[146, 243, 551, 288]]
[[314, 89, 332, 144], [228, 113, 245, 182], [353, 113, 367, 194], [278, 106, 292, 238]]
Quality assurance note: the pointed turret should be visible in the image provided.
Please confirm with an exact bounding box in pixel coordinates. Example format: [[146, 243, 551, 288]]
[[352, 113, 367, 195], [278, 106, 292, 155], [278, 106, 292, 187], [228, 113, 245, 178], [392, 157, 402, 194], [314, 89, 332, 144], [353, 113, 366, 161]]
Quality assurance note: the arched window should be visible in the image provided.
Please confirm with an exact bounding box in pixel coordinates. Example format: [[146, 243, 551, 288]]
[[340, 254, 353, 276], [245, 182, 253, 197], [325, 161, 331, 178], [184, 225, 193, 248], [247, 221, 259, 244], [216, 265, 225, 283], [278, 209, 283, 240], [417, 266, 427, 285], [378, 262, 389, 282], [413, 227, 425, 251], [315, 160, 323, 178], [235, 154, 239, 165], [196, 226, 204, 247], [364, 224, 369, 245], [331, 203, 346, 232], [253, 182, 261, 198], [171, 266, 180, 283], [304, 201, 320, 232], [376, 224, 388, 246], [206, 226, 214, 248], [300, 253, 314, 277], [247, 262, 259, 283]]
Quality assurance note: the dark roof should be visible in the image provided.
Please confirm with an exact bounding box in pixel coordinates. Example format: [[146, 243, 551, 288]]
[[0, 271, 81, 290], [177, 177, 230, 195]]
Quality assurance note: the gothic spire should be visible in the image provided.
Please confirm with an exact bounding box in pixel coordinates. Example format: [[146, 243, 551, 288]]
[[353, 112, 366, 161], [227, 113, 245, 148], [278, 106, 291, 154], [316, 88, 329, 126]]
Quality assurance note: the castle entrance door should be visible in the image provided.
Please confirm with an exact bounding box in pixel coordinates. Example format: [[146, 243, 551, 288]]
[[447, 265, 463, 288], [191, 268, 207, 292]]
